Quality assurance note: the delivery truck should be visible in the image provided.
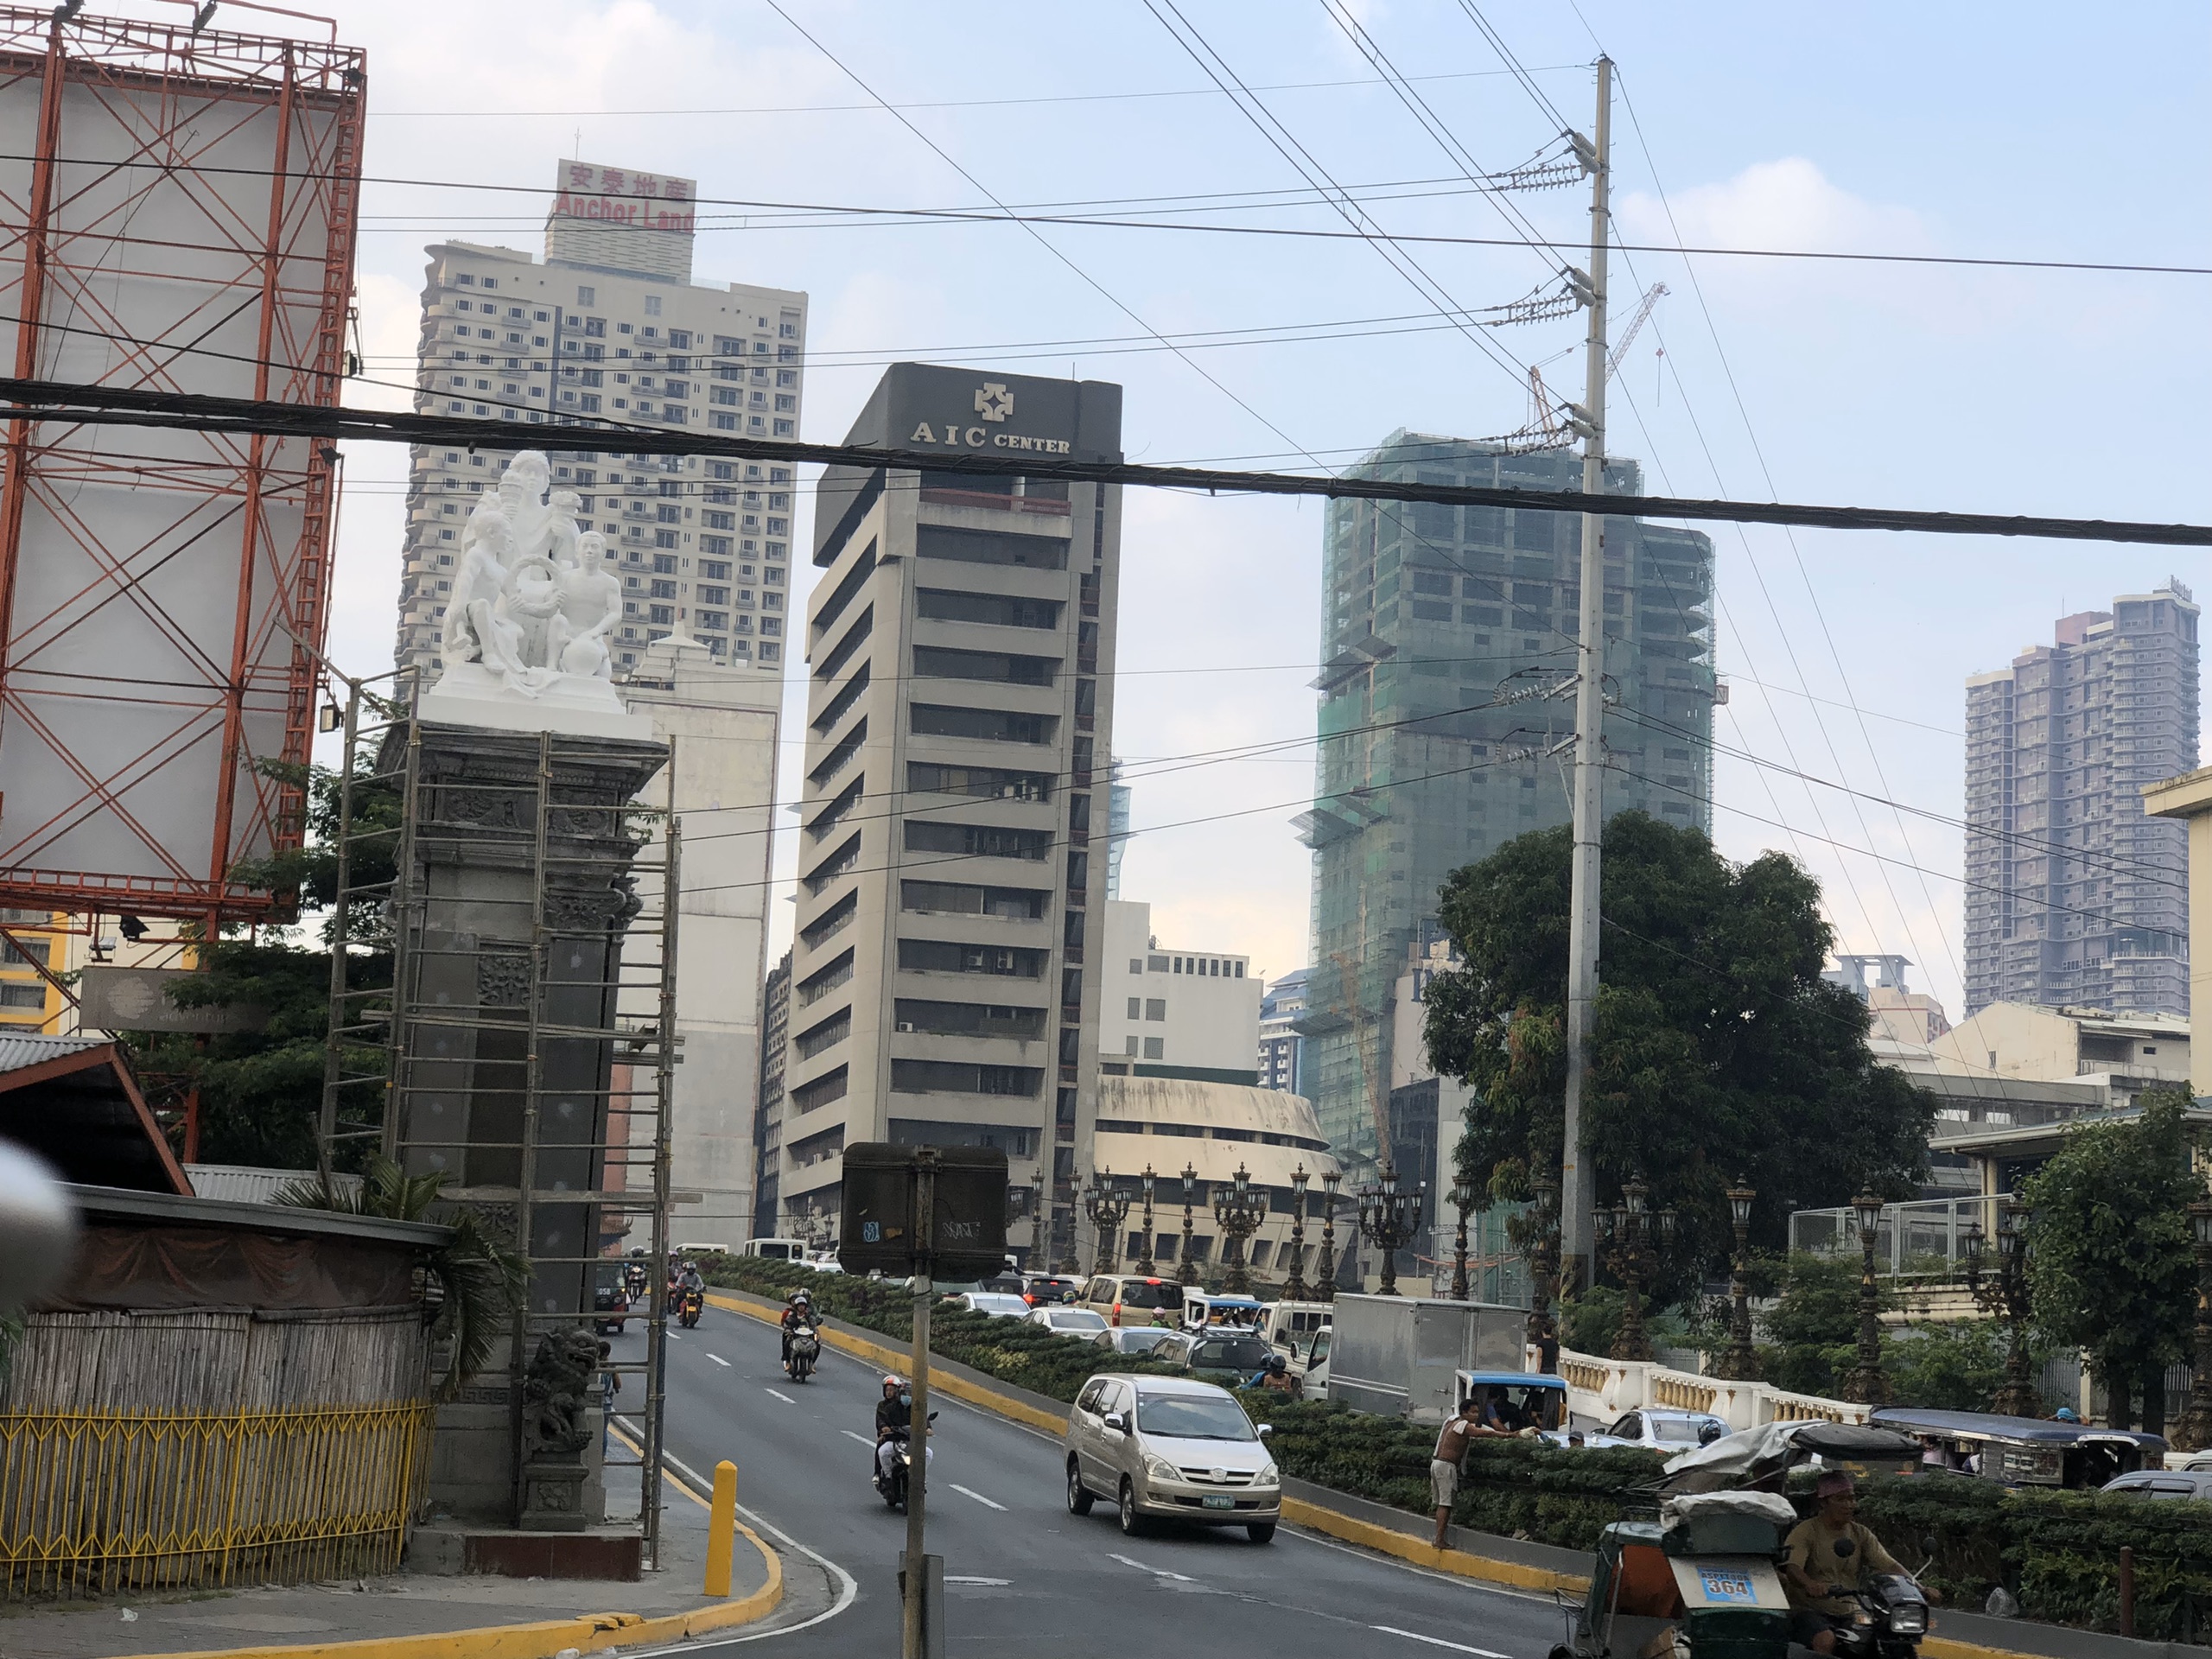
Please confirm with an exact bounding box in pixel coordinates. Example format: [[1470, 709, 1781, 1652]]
[[1325, 1293, 1529, 1424]]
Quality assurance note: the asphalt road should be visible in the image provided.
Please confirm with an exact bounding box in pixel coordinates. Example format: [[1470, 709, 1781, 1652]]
[[612, 1302, 1581, 1659]]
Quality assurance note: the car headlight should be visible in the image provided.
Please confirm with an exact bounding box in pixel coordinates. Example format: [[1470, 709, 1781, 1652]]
[[1143, 1455, 1181, 1484], [1255, 1463, 1279, 1486], [1889, 1607, 1928, 1636]]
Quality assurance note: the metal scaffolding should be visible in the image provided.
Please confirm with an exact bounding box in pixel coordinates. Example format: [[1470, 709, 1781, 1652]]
[[319, 671, 677, 1563]]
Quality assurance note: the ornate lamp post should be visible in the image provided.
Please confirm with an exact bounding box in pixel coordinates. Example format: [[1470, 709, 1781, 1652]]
[[1284, 1165, 1312, 1301], [1315, 1169, 1343, 1301], [1031, 1166, 1048, 1269], [1136, 1165, 1158, 1276], [1084, 1170, 1131, 1277], [1449, 1173, 1476, 1302], [1212, 1162, 1269, 1295], [1842, 1191, 1891, 1405], [1596, 1177, 1674, 1361], [1177, 1162, 1200, 1286], [1966, 1196, 2038, 1417], [1719, 1180, 1760, 1381], [2180, 1199, 2212, 1452], [1357, 1162, 1427, 1297], [1522, 1173, 1560, 1344]]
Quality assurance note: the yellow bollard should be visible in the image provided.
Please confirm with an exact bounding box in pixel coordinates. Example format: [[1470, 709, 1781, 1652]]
[[704, 1459, 738, 1597]]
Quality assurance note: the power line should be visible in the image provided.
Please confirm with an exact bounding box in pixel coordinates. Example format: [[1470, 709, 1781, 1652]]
[[16, 153, 2205, 280], [11, 377, 2210, 547]]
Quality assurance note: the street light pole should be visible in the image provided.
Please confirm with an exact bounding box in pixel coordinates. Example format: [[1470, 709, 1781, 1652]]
[[1030, 1166, 1046, 1272], [1523, 1174, 1560, 1346], [1596, 1178, 1671, 1362], [1212, 1162, 1268, 1296], [1136, 1165, 1157, 1276], [1720, 1180, 1759, 1381], [1177, 1162, 1199, 1287], [1966, 1197, 2038, 1418], [1842, 1191, 1890, 1405], [2182, 1200, 2212, 1452], [1357, 1162, 1426, 1297], [1449, 1173, 1474, 1302], [1315, 1169, 1343, 1301], [1284, 1165, 1312, 1301], [1084, 1172, 1129, 1278]]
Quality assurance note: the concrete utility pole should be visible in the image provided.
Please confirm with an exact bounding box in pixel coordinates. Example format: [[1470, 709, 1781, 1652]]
[[1559, 56, 1612, 1294]]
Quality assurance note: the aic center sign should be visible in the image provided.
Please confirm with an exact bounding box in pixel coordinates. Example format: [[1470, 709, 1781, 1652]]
[[907, 380, 1074, 456]]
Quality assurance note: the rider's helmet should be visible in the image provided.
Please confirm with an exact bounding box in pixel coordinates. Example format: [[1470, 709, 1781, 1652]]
[[1266, 1355, 1288, 1376], [882, 1373, 904, 1394]]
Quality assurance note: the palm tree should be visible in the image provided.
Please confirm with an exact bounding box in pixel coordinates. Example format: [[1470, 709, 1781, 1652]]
[[275, 1157, 528, 1401]]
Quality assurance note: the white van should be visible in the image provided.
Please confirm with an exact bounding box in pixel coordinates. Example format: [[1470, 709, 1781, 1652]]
[[740, 1238, 809, 1262]]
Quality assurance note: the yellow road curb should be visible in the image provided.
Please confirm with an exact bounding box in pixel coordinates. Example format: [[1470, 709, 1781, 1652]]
[[128, 1505, 785, 1659]]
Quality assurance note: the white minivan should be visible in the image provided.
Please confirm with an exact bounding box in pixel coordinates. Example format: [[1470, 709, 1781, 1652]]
[[1063, 1373, 1281, 1543]]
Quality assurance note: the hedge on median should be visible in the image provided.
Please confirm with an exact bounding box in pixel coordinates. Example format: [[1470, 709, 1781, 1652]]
[[697, 1255, 1180, 1402]]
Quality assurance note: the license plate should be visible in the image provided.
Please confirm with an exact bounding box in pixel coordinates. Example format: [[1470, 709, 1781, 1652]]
[[1201, 1494, 1236, 1510], [1699, 1569, 1754, 1605]]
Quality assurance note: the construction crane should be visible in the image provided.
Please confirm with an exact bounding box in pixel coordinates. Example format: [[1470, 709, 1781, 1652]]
[[1605, 282, 1668, 383]]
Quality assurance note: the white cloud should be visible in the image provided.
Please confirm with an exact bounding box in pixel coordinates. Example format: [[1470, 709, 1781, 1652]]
[[1619, 156, 1929, 258]]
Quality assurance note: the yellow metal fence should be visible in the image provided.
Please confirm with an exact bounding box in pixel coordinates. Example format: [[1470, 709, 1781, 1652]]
[[0, 1401, 435, 1597]]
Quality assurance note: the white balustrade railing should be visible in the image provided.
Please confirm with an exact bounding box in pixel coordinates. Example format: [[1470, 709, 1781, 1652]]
[[1541, 1344, 1869, 1431]]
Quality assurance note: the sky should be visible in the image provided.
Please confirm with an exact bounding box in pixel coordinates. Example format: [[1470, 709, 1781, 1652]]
[[272, 0, 2210, 1021]]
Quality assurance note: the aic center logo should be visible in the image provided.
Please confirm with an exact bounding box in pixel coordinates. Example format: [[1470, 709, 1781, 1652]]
[[974, 382, 1014, 423]]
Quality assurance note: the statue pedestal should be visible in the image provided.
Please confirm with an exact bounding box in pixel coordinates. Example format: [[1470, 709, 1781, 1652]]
[[420, 661, 656, 742], [518, 1457, 591, 1532]]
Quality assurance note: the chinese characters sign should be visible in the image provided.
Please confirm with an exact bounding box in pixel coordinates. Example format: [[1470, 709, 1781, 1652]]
[[551, 160, 696, 236]]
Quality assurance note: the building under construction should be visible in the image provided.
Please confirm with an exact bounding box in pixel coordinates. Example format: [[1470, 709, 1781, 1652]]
[[1299, 431, 1717, 1169]]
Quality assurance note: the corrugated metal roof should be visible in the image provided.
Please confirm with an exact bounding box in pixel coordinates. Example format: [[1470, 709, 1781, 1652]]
[[0, 1032, 105, 1075]]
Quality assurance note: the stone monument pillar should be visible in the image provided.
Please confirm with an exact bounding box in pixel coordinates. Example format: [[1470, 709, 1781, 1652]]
[[387, 452, 671, 1533]]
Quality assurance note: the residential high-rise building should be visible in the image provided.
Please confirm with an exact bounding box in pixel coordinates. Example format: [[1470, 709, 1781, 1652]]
[[1964, 585, 2199, 1017], [1257, 967, 1307, 1095], [1300, 431, 1719, 1166], [397, 159, 807, 677], [1105, 762, 1132, 899], [776, 365, 1122, 1262]]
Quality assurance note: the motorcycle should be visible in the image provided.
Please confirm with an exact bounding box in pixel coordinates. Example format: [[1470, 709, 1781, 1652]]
[[677, 1287, 702, 1329], [1827, 1572, 1930, 1659], [875, 1412, 938, 1512], [785, 1322, 820, 1382]]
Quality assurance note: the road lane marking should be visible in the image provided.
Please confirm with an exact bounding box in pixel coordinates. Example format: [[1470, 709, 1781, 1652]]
[[709, 1353, 731, 1367], [1371, 1626, 1510, 1656], [945, 1576, 1011, 1586], [1109, 1552, 1195, 1583], [948, 1483, 1007, 1511], [841, 1429, 874, 1446], [765, 1387, 795, 1403]]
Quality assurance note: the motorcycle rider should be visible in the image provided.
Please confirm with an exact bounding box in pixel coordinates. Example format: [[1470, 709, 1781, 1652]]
[[874, 1373, 912, 1487], [1782, 1471, 1939, 1653], [1248, 1354, 1299, 1395], [780, 1289, 817, 1367]]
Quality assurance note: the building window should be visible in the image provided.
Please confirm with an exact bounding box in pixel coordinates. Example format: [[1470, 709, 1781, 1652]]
[[1144, 999, 1166, 1021], [645, 294, 662, 316], [1142, 1037, 1164, 1060]]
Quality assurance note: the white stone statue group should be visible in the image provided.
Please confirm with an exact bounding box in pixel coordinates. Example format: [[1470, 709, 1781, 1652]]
[[445, 450, 623, 698]]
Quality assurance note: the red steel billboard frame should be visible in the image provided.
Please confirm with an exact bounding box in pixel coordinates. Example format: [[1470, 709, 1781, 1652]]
[[0, 5, 362, 925]]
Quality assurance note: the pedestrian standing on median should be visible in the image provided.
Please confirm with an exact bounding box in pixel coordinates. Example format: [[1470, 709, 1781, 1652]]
[[1430, 1395, 1479, 1549]]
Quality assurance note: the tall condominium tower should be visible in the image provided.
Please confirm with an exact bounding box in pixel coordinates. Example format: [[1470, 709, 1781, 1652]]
[[1964, 585, 2198, 1017], [397, 160, 806, 677], [1300, 432, 1718, 1166], [777, 365, 1122, 1262]]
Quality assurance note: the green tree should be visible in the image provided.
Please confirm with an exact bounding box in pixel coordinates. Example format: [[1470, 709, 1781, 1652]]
[[1422, 813, 1935, 1280], [2023, 1087, 2197, 1433], [121, 754, 398, 1170]]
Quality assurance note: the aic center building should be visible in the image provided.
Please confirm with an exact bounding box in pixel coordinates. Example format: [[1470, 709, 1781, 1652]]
[[777, 365, 1123, 1263]]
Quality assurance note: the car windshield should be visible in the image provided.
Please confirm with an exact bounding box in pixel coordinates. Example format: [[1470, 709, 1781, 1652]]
[[1191, 1338, 1270, 1370], [1051, 1310, 1109, 1330], [969, 1295, 1027, 1313], [1136, 1391, 1259, 1442], [1117, 1281, 1177, 1309]]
